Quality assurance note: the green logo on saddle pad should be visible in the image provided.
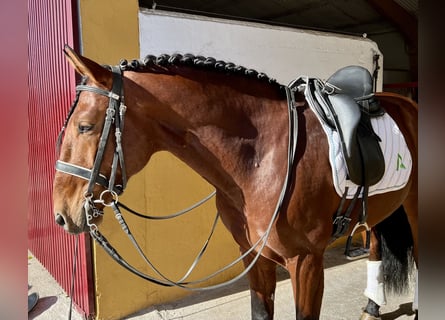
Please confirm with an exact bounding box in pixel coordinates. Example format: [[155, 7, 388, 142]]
[[397, 153, 406, 170]]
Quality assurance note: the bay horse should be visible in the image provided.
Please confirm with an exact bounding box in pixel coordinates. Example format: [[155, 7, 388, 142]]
[[53, 46, 417, 320]]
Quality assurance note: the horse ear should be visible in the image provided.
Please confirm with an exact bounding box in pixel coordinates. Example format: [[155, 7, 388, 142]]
[[63, 45, 111, 86]]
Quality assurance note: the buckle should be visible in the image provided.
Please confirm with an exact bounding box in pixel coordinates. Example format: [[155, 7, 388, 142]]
[[332, 216, 352, 238]]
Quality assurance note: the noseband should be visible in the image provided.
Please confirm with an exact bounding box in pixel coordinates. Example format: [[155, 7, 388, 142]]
[[55, 66, 127, 225]]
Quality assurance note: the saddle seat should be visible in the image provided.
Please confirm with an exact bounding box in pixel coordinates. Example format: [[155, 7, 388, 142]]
[[326, 65, 383, 115], [304, 65, 386, 186]]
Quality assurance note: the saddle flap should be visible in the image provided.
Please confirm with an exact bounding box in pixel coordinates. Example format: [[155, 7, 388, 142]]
[[327, 93, 361, 142], [327, 93, 362, 183], [356, 116, 385, 185]]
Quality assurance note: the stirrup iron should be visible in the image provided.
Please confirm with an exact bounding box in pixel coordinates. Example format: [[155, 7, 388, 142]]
[[345, 222, 370, 260]]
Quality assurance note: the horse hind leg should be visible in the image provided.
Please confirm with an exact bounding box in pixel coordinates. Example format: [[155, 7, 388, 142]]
[[361, 205, 416, 320], [402, 194, 418, 317], [242, 250, 277, 320]]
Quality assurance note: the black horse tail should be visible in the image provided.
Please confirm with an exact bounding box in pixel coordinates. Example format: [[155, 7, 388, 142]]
[[375, 205, 415, 294]]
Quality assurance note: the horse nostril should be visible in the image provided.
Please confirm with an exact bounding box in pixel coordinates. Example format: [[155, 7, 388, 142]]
[[55, 213, 66, 226]]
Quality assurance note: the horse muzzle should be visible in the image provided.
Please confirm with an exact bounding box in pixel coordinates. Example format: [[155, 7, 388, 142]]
[[54, 200, 102, 234], [54, 211, 86, 234]]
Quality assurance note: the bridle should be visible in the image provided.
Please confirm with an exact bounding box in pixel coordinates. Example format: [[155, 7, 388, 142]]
[[55, 64, 300, 290], [56, 65, 127, 226]]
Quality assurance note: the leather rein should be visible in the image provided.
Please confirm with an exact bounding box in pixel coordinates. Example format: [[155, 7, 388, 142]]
[[55, 65, 300, 290]]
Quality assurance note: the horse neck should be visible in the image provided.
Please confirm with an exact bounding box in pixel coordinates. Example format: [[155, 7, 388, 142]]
[[124, 70, 289, 202]]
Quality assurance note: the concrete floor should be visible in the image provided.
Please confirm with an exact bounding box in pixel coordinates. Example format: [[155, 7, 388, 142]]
[[28, 245, 416, 320]]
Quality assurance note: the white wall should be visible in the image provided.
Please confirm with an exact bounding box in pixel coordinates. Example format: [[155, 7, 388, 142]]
[[139, 9, 383, 90]]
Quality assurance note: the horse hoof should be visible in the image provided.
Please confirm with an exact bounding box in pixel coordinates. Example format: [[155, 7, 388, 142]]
[[359, 311, 381, 320]]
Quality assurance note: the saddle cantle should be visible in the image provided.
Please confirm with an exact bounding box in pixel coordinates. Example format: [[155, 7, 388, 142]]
[[302, 66, 385, 187]]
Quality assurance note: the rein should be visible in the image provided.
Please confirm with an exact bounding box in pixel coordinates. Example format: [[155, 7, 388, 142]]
[[57, 65, 300, 291]]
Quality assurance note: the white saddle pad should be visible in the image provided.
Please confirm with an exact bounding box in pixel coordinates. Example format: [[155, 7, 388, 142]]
[[315, 112, 412, 198]]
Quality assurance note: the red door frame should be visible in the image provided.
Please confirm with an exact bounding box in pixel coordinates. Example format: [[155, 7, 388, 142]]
[[28, 0, 95, 317]]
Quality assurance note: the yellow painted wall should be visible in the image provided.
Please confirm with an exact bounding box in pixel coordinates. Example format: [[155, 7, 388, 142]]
[[79, 1, 243, 319]]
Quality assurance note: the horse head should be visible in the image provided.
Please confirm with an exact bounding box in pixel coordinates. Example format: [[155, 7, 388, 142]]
[[53, 46, 129, 234]]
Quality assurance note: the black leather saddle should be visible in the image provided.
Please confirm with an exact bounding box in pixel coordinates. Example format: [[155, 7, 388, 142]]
[[302, 65, 386, 187], [291, 66, 388, 255]]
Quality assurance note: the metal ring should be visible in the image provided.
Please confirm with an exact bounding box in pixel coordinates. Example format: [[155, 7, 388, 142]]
[[92, 208, 103, 218], [323, 82, 340, 95], [98, 190, 119, 207], [83, 192, 93, 200]]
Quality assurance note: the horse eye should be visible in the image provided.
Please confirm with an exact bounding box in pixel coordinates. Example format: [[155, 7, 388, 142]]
[[78, 123, 94, 133]]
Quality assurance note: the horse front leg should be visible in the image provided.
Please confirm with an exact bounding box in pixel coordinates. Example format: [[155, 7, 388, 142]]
[[287, 252, 324, 320], [242, 249, 277, 320]]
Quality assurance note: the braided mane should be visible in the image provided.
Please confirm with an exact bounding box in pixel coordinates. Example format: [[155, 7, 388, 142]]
[[118, 53, 286, 95]]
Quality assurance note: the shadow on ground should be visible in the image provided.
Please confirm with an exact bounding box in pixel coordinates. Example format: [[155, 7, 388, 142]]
[[381, 302, 416, 320], [28, 296, 58, 320], [124, 244, 361, 318]]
